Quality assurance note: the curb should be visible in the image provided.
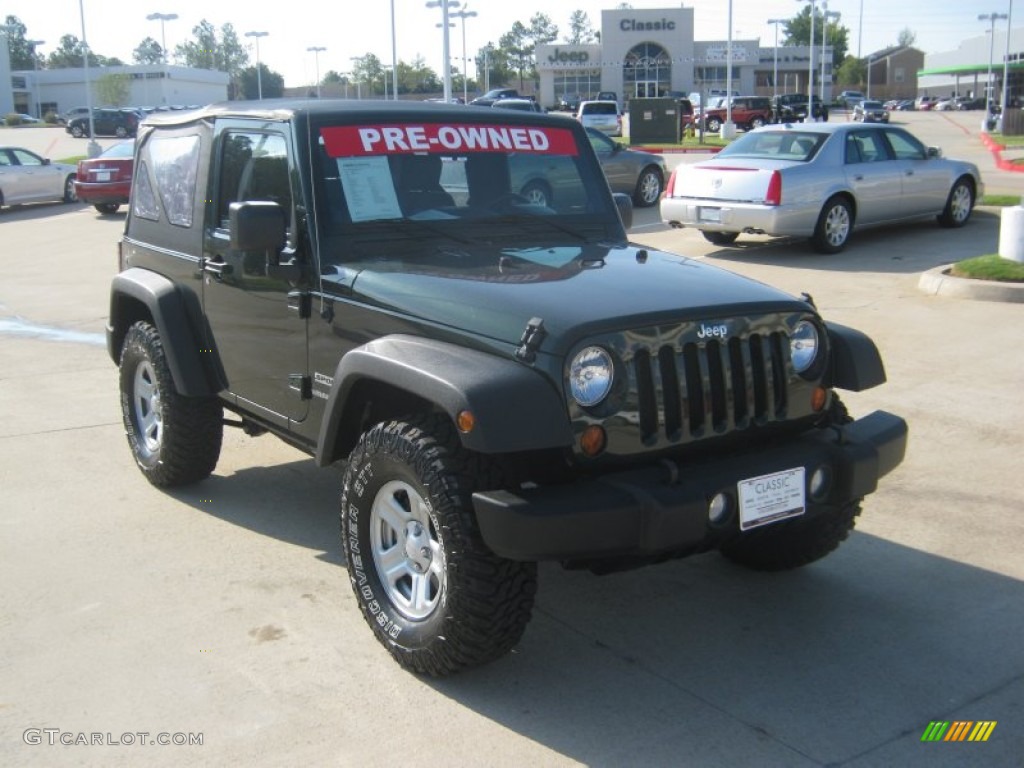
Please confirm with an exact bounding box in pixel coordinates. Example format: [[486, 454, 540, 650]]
[[980, 131, 1024, 173], [918, 264, 1024, 303]]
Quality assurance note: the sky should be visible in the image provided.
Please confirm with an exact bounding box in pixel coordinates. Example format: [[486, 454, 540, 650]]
[[7, 0, 1010, 89]]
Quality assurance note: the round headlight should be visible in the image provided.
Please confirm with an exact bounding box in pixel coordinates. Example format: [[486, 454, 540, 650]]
[[790, 320, 820, 374], [569, 346, 614, 407]]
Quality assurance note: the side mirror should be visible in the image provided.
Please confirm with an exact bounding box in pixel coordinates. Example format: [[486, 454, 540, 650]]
[[229, 201, 286, 256], [42, 158, 51, 166], [926, 146, 942, 158], [612, 192, 633, 231]]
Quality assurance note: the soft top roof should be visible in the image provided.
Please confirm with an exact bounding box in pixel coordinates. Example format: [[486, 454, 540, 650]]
[[141, 98, 576, 129]]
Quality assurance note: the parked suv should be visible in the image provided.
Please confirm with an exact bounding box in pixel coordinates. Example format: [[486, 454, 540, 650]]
[[576, 99, 621, 136], [66, 108, 140, 138], [108, 100, 906, 677], [700, 96, 772, 132], [771, 93, 828, 123], [469, 88, 519, 107]]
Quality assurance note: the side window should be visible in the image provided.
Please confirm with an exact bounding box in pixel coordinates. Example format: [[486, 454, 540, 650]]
[[131, 134, 201, 226], [848, 131, 890, 163], [216, 132, 292, 229], [11, 149, 42, 166], [883, 129, 927, 160]]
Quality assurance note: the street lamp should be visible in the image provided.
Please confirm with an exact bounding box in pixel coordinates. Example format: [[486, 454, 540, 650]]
[[767, 19, 785, 103], [145, 12, 178, 64], [1002, 3, 1014, 121], [722, 0, 736, 138], [390, 0, 399, 100], [979, 11, 1009, 122], [821, 8, 839, 106], [245, 31, 268, 100], [307, 46, 326, 98], [796, 0, 817, 121], [450, 7, 478, 104], [26, 39, 44, 117], [426, 0, 461, 103]]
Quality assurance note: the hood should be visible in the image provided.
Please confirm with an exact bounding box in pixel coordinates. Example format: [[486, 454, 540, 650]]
[[321, 242, 808, 355]]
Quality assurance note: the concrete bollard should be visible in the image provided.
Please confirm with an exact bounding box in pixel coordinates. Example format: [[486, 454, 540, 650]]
[[997, 205, 1024, 263]]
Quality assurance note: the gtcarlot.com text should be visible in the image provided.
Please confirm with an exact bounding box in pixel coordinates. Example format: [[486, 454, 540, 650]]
[[23, 729, 203, 747]]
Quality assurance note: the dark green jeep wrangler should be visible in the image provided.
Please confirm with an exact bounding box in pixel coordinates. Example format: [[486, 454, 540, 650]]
[[108, 100, 907, 676]]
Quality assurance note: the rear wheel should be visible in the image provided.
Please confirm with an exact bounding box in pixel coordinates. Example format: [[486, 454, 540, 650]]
[[70, 124, 85, 138], [811, 196, 853, 253], [519, 180, 552, 208], [63, 175, 77, 203], [119, 322, 223, 487], [706, 116, 723, 133], [341, 415, 537, 676], [938, 177, 974, 227], [749, 116, 766, 129], [115, 126, 128, 138], [701, 230, 739, 246], [633, 166, 663, 207]]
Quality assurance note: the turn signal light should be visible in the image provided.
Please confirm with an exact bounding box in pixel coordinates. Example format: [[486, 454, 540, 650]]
[[456, 410, 476, 433], [811, 387, 828, 412], [580, 425, 607, 457]]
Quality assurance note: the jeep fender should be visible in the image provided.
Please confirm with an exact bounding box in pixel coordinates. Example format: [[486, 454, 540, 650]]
[[108, 268, 217, 396], [826, 322, 886, 392], [316, 335, 573, 465]]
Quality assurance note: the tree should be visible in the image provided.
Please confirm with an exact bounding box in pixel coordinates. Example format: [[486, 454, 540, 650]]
[[351, 53, 385, 96], [95, 73, 131, 106], [497, 13, 558, 90], [133, 37, 165, 65], [174, 20, 249, 98], [475, 43, 514, 91], [4, 15, 43, 70], [567, 10, 596, 44], [835, 56, 866, 87], [897, 28, 917, 48], [47, 34, 100, 68], [239, 64, 284, 99]]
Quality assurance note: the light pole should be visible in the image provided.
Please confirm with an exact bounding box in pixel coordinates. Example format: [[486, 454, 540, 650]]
[[426, 0, 460, 103], [767, 19, 785, 103], [1002, 2, 1014, 120], [307, 46, 326, 98], [145, 12, 178, 65], [979, 11, 1009, 124], [350, 57, 363, 99], [390, 0, 399, 100], [722, 0, 735, 138], [245, 31, 268, 100], [821, 9, 839, 106], [26, 39, 44, 117], [796, 0, 817, 121], [450, 7, 477, 104], [866, 54, 873, 100]]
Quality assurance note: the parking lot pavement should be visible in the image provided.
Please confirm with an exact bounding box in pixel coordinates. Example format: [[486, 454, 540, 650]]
[[2, 120, 1023, 766]]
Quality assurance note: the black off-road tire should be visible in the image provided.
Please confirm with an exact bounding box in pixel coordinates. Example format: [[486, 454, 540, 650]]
[[340, 415, 537, 676], [119, 322, 223, 487], [811, 195, 853, 253], [937, 177, 974, 228], [702, 230, 739, 246], [95, 202, 120, 214], [720, 396, 860, 571]]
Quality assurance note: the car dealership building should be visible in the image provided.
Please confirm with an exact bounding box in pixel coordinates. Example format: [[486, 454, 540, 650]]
[[535, 7, 829, 108]]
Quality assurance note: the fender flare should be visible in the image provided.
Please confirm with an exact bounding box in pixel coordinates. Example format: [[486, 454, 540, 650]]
[[826, 322, 886, 392], [316, 335, 573, 465], [108, 268, 218, 397]]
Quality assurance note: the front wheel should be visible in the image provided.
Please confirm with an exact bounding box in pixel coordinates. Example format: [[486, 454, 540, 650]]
[[705, 116, 723, 133], [519, 180, 552, 208], [70, 124, 85, 138], [633, 166, 663, 207], [115, 126, 128, 138], [119, 322, 223, 487], [341, 416, 537, 676], [938, 178, 974, 228], [95, 202, 120, 214], [811, 196, 853, 253], [63, 175, 77, 203], [749, 116, 766, 129]]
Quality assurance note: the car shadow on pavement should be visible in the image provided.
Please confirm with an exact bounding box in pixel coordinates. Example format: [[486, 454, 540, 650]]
[[167, 457, 345, 566], [705, 209, 1000, 275], [426, 532, 1024, 765], [0, 200, 86, 221]]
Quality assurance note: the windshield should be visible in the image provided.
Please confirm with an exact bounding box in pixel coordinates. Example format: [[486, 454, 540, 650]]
[[313, 120, 616, 263], [716, 130, 824, 162]]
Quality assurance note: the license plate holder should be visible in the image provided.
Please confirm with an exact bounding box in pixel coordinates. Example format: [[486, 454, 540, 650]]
[[698, 206, 721, 223], [94, 171, 111, 181], [738, 467, 806, 530]]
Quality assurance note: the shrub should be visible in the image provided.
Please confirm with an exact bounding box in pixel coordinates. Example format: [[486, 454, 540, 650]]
[[4, 113, 23, 126]]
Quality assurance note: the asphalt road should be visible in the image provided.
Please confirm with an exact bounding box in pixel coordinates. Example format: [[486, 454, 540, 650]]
[[1, 111, 1022, 767]]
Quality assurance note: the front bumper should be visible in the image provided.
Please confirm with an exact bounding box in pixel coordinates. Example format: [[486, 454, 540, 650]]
[[473, 410, 907, 561]]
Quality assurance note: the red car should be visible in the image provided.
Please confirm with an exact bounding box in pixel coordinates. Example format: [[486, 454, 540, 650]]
[[74, 141, 134, 214]]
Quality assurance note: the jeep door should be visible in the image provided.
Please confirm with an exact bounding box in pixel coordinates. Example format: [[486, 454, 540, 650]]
[[202, 126, 309, 425]]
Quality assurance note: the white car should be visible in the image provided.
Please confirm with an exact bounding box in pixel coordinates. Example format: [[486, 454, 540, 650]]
[[576, 100, 621, 137], [660, 122, 982, 253], [0, 146, 78, 209]]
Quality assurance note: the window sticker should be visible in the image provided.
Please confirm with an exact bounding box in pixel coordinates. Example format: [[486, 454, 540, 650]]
[[321, 124, 578, 158], [337, 156, 402, 222]]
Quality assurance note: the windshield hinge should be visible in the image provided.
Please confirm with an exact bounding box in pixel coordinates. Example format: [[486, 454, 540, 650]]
[[515, 317, 547, 363]]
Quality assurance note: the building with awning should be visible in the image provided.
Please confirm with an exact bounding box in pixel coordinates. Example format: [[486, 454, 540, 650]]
[[918, 26, 1024, 105]]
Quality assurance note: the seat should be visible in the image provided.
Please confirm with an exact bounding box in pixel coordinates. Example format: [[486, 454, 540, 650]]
[[396, 155, 454, 214]]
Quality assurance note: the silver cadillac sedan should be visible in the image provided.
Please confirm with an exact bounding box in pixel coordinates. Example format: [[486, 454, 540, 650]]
[[660, 122, 983, 253]]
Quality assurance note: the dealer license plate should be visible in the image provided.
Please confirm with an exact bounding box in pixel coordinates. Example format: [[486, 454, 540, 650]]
[[698, 207, 721, 223], [738, 467, 806, 531]]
